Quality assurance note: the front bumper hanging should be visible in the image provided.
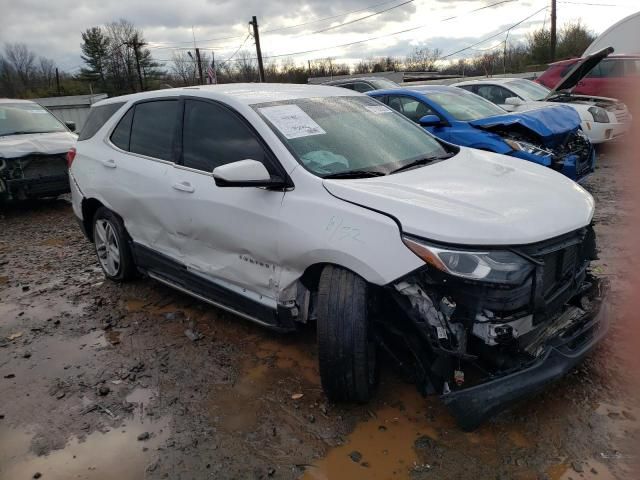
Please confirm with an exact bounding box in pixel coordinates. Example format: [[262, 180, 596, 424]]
[[441, 293, 609, 431]]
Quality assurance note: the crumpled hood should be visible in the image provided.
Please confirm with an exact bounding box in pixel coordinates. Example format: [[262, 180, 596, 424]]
[[0, 131, 77, 159], [323, 148, 594, 246], [469, 105, 581, 147]]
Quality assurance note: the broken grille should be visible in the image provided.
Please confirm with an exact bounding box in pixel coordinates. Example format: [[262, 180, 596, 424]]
[[7, 154, 68, 180]]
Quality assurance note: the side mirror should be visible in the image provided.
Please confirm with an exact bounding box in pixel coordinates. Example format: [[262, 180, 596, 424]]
[[65, 121, 76, 132], [505, 97, 524, 106], [212, 159, 286, 188], [418, 114, 442, 127]]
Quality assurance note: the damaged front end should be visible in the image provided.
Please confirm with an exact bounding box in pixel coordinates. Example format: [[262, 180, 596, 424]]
[[0, 153, 70, 201], [382, 226, 608, 430]]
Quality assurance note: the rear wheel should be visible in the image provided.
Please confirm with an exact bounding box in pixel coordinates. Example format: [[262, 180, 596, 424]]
[[92, 207, 135, 282], [316, 265, 377, 402]]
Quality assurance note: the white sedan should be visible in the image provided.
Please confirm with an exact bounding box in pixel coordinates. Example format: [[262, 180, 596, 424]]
[[453, 78, 630, 144]]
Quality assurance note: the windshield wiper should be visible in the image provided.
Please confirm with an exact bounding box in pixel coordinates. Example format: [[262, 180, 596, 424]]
[[322, 170, 386, 179], [389, 153, 455, 174]]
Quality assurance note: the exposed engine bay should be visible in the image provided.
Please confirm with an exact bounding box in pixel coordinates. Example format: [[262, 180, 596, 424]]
[[377, 226, 607, 429]]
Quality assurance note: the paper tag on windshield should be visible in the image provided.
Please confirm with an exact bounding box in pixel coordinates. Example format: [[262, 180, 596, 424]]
[[259, 105, 326, 139], [365, 105, 392, 114]]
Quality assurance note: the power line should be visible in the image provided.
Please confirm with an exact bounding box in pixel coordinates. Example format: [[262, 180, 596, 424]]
[[559, 1, 625, 5], [438, 5, 548, 59], [219, 34, 253, 66], [257, 0, 522, 60], [263, 0, 405, 33], [308, 0, 415, 35], [145, 0, 406, 48]]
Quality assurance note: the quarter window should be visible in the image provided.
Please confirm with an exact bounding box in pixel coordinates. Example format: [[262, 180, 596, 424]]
[[110, 107, 133, 151], [129, 100, 178, 161], [182, 100, 270, 173]]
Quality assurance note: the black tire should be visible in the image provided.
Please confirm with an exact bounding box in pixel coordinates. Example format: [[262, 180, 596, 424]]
[[317, 265, 377, 403], [92, 206, 136, 282]]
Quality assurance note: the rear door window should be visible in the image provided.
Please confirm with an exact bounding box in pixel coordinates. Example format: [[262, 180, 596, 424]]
[[182, 99, 272, 173], [476, 85, 513, 104], [387, 95, 436, 123], [78, 102, 125, 140], [587, 59, 624, 78], [353, 82, 374, 93], [129, 100, 179, 161]]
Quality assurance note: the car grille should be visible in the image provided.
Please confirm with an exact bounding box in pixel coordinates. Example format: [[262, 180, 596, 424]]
[[523, 226, 595, 322], [6, 154, 68, 180], [541, 244, 580, 297], [615, 111, 629, 123]]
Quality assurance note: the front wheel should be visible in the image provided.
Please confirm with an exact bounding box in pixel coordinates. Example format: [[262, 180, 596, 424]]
[[316, 265, 378, 403], [92, 207, 135, 282]]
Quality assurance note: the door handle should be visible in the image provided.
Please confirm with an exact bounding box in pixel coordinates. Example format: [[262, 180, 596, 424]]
[[172, 181, 195, 193], [102, 159, 117, 168]]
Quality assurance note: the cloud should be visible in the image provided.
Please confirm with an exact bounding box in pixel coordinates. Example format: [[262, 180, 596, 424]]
[[0, 0, 637, 72]]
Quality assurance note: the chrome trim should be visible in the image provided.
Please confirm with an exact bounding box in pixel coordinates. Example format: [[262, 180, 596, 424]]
[[147, 272, 276, 328]]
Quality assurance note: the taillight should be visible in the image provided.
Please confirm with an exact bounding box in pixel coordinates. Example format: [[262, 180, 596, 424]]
[[66, 147, 76, 168]]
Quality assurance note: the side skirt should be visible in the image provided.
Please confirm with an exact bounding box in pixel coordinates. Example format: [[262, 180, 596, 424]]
[[131, 243, 297, 332]]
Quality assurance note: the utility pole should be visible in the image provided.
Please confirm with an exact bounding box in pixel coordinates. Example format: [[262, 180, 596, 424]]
[[55, 67, 61, 96], [550, 0, 557, 62], [195, 48, 204, 85], [308, 60, 312, 78], [250, 16, 265, 82], [127, 35, 146, 92]]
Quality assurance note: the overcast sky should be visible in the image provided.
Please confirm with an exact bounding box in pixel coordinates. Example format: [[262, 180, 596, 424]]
[[1, 0, 638, 72]]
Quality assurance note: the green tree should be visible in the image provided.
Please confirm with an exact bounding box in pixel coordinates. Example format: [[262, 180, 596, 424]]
[[80, 27, 110, 90]]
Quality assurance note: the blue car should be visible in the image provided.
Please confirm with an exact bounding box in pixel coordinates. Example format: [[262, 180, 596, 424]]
[[367, 86, 595, 181]]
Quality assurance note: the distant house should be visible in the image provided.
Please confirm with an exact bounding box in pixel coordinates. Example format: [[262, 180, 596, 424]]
[[34, 93, 108, 132]]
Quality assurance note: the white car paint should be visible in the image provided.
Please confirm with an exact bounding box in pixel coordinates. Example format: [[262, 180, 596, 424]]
[[452, 78, 630, 144], [323, 147, 594, 245], [0, 131, 77, 158], [70, 83, 595, 308]]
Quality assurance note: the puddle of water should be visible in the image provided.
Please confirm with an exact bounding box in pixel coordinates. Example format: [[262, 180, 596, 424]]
[[126, 387, 155, 406], [0, 289, 86, 330], [209, 363, 270, 433], [302, 383, 447, 480], [256, 338, 320, 385], [2, 331, 109, 380], [547, 460, 618, 480], [0, 415, 170, 480]]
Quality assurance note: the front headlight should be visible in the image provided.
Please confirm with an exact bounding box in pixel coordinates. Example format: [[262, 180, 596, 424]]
[[588, 106, 610, 123], [504, 139, 553, 157], [402, 236, 534, 284]]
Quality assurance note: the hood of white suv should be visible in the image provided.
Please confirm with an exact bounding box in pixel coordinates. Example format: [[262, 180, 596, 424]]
[[323, 148, 594, 246], [0, 131, 77, 159]]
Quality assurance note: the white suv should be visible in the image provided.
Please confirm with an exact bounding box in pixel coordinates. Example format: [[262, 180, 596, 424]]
[[69, 84, 608, 429]]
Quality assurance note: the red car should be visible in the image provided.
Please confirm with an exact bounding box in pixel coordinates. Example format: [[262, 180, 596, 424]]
[[537, 52, 640, 103]]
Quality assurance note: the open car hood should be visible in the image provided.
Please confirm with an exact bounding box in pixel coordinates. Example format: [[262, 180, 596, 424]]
[[468, 105, 581, 146], [0, 131, 76, 159], [545, 47, 614, 99], [323, 147, 594, 246]]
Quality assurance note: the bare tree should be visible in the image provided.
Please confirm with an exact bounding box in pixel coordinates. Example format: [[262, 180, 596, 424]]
[[4, 43, 36, 87], [169, 51, 196, 86], [405, 47, 441, 71], [38, 57, 56, 88]]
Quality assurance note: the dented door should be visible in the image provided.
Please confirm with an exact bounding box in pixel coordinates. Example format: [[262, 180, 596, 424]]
[[169, 98, 286, 300]]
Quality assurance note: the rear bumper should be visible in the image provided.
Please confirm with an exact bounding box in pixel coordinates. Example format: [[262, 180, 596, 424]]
[[441, 294, 609, 431]]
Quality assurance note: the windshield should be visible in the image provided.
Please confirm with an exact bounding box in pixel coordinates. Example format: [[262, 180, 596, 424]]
[[422, 89, 506, 121], [0, 103, 66, 136], [507, 80, 551, 101], [253, 96, 448, 177]]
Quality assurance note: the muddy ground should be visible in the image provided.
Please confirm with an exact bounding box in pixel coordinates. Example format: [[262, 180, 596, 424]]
[[1, 148, 638, 480]]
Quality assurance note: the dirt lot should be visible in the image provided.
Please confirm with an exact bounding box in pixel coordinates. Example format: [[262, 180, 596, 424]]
[[1, 148, 638, 480]]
